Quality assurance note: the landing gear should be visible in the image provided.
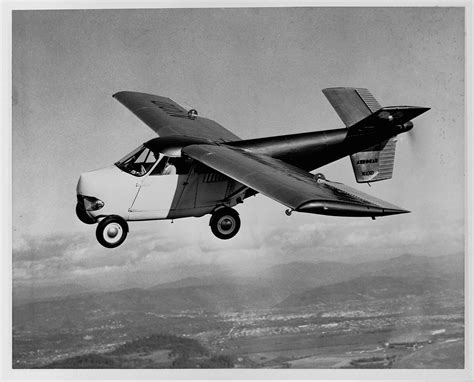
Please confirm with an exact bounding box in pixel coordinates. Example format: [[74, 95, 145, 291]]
[[76, 204, 95, 225], [96, 216, 128, 248], [209, 207, 241, 240]]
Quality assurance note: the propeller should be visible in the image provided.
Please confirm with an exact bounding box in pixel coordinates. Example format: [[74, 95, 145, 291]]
[[397, 121, 417, 147], [397, 119, 427, 167]]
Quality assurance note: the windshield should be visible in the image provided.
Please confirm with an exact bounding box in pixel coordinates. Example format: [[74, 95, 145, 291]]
[[115, 145, 158, 177]]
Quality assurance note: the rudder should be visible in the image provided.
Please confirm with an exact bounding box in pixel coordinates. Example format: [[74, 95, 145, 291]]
[[350, 138, 397, 183], [322, 87, 381, 127], [323, 87, 396, 183]]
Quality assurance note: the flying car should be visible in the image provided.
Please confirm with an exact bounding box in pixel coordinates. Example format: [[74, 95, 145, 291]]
[[76, 88, 429, 248]]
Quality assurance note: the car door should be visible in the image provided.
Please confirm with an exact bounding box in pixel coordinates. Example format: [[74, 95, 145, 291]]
[[195, 170, 233, 208], [129, 156, 198, 220]]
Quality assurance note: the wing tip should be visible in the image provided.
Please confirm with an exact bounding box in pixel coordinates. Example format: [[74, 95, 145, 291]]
[[385, 208, 411, 215], [113, 91, 139, 99], [296, 200, 410, 217], [322, 86, 361, 92]]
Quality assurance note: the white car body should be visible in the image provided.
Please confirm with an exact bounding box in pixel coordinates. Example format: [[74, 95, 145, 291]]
[[76, 149, 243, 223]]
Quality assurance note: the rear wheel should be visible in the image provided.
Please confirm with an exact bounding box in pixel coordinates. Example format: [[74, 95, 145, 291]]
[[210, 207, 240, 240], [76, 204, 95, 225], [96, 216, 128, 248]]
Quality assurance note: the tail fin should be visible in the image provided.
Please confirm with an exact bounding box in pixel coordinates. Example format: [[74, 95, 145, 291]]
[[323, 87, 430, 183], [322, 87, 429, 130], [322, 87, 381, 127], [350, 138, 397, 183]]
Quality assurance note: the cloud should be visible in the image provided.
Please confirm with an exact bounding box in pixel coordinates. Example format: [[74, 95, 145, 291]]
[[12, 223, 273, 288], [13, 232, 85, 262], [11, 208, 464, 290], [12, 226, 223, 287]]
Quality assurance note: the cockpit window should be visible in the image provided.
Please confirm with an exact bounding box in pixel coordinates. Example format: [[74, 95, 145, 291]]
[[150, 156, 193, 176], [115, 145, 158, 177], [150, 156, 171, 175]]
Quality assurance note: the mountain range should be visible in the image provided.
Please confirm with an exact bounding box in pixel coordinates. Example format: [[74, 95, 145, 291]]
[[12, 253, 463, 332], [149, 253, 463, 296]]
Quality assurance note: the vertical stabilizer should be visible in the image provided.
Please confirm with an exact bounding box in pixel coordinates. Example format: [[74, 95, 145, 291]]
[[350, 138, 397, 183], [323, 87, 396, 183], [323, 87, 429, 183], [322, 87, 381, 127]]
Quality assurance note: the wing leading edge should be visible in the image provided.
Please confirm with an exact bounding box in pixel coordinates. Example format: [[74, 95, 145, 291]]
[[183, 144, 409, 217], [113, 91, 240, 142]]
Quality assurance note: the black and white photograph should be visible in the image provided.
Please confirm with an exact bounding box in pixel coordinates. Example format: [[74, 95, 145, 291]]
[[4, 2, 472, 379]]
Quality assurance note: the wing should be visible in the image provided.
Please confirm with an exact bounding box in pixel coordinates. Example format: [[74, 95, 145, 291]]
[[113, 91, 240, 142], [183, 145, 409, 217]]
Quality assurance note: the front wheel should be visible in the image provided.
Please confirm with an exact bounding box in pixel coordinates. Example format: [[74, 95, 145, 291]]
[[96, 216, 128, 248], [210, 207, 241, 240]]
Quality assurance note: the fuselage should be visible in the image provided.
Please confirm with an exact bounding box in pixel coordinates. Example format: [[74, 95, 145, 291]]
[[227, 124, 405, 172], [76, 123, 409, 224]]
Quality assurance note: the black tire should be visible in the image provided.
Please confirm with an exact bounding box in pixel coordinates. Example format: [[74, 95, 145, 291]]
[[96, 216, 128, 248], [210, 208, 241, 240], [76, 204, 95, 225]]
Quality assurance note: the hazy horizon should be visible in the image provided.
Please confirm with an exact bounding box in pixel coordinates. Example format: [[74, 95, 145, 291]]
[[12, 242, 464, 293]]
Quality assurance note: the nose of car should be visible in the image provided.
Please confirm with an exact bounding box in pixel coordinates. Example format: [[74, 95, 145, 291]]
[[76, 171, 96, 196], [76, 166, 120, 196]]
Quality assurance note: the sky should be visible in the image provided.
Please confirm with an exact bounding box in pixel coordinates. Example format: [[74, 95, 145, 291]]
[[10, 7, 466, 290]]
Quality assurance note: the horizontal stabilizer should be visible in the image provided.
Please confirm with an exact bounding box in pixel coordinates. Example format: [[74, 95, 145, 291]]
[[323, 87, 430, 131], [349, 106, 430, 133]]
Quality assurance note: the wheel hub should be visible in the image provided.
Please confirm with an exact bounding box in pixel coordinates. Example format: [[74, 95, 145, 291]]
[[107, 225, 119, 238], [218, 216, 235, 234], [220, 218, 233, 230], [104, 223, 123, 243]]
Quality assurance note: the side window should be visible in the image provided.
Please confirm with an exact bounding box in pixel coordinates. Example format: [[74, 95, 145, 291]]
[[150, 155, 168, 175], [150, 156, 193, 176], [115, 145, 158, 177]]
